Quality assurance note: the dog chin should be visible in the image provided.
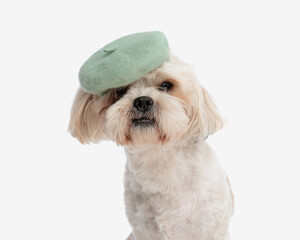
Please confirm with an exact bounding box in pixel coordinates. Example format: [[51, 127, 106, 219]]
[[127, 119, 168, 145]]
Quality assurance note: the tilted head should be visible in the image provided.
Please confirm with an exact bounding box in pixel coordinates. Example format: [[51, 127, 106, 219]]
[[69, 56, 223, 146]]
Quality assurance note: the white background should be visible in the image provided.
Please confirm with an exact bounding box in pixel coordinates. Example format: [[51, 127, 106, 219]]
[[0, 0, 299, 239]]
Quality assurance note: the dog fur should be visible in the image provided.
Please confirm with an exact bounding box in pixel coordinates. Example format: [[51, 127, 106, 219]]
[[69, 55, 233, 240]]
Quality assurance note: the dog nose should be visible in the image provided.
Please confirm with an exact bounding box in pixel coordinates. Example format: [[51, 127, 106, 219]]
[[133, 96, 154, 113]]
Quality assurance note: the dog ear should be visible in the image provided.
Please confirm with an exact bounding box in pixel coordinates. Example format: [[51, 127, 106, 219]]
[[185, 86, 224, 141], [68, 88, 109, 144]]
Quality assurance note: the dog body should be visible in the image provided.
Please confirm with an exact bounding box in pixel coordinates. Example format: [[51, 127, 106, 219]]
[[125, 142, 232, 240], [69, 56, 233, 240]]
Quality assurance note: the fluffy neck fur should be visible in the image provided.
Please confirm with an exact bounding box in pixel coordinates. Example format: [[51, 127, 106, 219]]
[[124, 141, 220, 195]]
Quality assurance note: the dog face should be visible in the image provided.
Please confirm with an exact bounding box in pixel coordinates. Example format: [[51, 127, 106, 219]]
[[69, 56, 223, 145]]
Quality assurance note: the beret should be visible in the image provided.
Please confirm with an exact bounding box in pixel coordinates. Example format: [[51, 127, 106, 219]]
[[79, 31, 170, 95]]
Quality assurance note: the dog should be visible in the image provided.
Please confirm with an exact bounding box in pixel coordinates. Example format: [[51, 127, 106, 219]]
[[69, 55, 234, 240]]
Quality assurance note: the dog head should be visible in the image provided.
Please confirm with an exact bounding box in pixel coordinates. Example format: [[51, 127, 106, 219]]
[[69, 56, 223, 146]]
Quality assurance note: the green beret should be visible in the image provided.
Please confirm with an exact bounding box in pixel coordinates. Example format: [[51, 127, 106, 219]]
[[79, 31, 170, 95]]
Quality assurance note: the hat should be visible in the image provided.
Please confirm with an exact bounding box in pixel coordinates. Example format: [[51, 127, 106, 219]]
[[79, 31, 170, 95]]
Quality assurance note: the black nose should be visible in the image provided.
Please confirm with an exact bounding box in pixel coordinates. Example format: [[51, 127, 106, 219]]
[[133, 96, 154, 112]]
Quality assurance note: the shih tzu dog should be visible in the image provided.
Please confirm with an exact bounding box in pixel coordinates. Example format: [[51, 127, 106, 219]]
[[69, 32, 233, 240]]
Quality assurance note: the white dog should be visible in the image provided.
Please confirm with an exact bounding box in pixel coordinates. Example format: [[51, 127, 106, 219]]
[[69, 55, 234, 240]]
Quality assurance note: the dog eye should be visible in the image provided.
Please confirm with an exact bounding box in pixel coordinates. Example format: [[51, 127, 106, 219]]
[[115, 86, 128, 98], [159, 81, 173, 91]]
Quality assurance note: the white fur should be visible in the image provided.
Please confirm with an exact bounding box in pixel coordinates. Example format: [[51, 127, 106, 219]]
[[69, 55, 233, 240]]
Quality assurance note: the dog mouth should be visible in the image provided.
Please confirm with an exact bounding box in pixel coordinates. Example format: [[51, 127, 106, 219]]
[[132, 117, 155, 127]]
